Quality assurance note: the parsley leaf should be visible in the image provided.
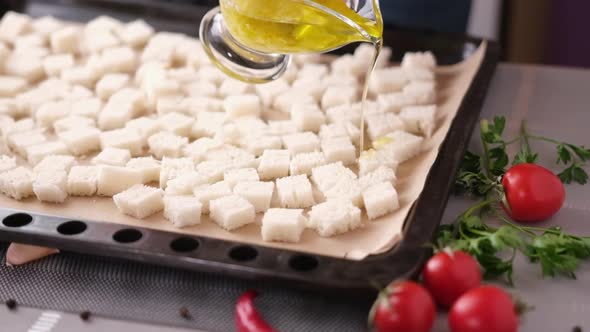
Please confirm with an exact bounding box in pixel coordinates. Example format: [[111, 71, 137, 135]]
[[567, 144, 590, 162], [559, 163, 589, 185], [489, 147, 509, 176], [557, 144, 572, 165]]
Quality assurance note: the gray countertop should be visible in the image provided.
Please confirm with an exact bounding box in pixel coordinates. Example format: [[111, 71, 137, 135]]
[[1, 63, 590, 331]]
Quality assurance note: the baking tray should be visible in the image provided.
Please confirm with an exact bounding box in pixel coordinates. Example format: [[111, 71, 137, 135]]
[[0, 0, 500, 294]]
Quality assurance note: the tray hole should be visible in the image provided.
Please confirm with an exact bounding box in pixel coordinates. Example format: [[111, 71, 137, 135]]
[[229, 245, 258, 262], [3, 213, 33, 227], [57, 221, 87, 235], [289, 255, 319, 272], [112, 228, 143, 244], [170, 237, 199, 253]]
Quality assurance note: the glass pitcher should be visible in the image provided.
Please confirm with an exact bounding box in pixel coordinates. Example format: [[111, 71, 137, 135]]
[[199, 0, 383, 84]]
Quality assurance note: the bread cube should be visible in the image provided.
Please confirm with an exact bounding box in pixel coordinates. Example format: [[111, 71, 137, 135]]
[[198, 66, 225, 85], [159, 112, 194, 137], [311, 161, 357, 193], [0, 155, 17, 173], [99, 46, 137, 74], [7, 130, 47, 156], [308, 199, 362, 237], [399, 105, 437, 137], [363, 182, 400, 220], [325, 104, 361, 126], [402, 81, 436, 105], [0, 12, 32, 43], [191, 111, 226, 138], [125, 117, 161, 142], [42, 54, 74, 77], [223, 94, 261, 119], [267, 120, 299, 136], [258, 149, 290, 180], [403, 67, 435, 82], [108, 88, 145, 115], [84, 30, 120, 54], [261, 208, 306, 243], [209, 195, 256, 231], [193, 181, 232, 214], [32, 16, 62, 34], [377, 92, 416, 113], [233, 181, 274, 213], [126, 157, 160, 183], [0, 166, 33, 200], [358, 149, 400, 176], [96, 165, 143, 196], [118, 20, 154, 47], [143, 79, 180, 108], [163, 195, 202, 228], [330, 54, 355, 75], [282, 132, 320, 156], [95, 73, 129, 100], [113, 184, 164, 219], [156, 95, 189, 115], [159, 157, 194, 189], [290, 151, 326, 176], [53, 116, 96, 133], [32, 170, 68, 203], [71, 97, 103, 120], [359, 166, 397, 190], [245, 135, 282, 157], [290, 103, 326, 133], [0, 76, 27, 97], [224, 168, 259, 189], [297, 63, 328, 79], [4, 53, 45, 82], [61, 66, 97, 89], [321, 86, 357, 110], [58, 127, 101, 156], [0, 98, 20, 118], [214, 123, 241, 145], [33, 155, 76, 173], [321, 176, 362, 207], [319, 122, 360, 146], [373, 131, 424, 164], [276, 175, 315, 209], [273, 90, 315, 114], [100, 128, 144, 156], [401, 51, 437, 70], [368, 68, 408, 95], [218, 79, 253, 98], [86, 16, 122, 33], [353, 44, 392, 70], [291, 79, 325, 101], [182, 137, 224, 162], [67, 165, 97, 196], [92, 147, 131, 166], [148, 131, 188, 159], [321, 137, 356, 165], [165, 171, 208, 195], [184, 81, 217, 98], [98, 103, 134, 130], [366, 112, 405, 140], [254, 78, 289, 106], [35, 101, 71, 128], [233, 117, 268, 137], [322, 74, 358, 88], [26, 141, 70, 165], [195, 159, 231, 183], [2, 118, 34, 141]]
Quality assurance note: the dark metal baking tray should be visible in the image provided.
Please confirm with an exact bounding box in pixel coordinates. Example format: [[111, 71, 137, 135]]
[[0, 0, 500, 294]]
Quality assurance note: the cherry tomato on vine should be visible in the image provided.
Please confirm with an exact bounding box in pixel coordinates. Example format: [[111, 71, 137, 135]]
[[502, 163, 565, 223]]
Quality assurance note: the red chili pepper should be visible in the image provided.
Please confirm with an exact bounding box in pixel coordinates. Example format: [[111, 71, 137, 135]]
[[235, 290, 277, 332]]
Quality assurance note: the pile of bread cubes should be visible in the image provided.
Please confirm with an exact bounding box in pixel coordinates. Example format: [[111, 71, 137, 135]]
[[0, 12, 437, 244]]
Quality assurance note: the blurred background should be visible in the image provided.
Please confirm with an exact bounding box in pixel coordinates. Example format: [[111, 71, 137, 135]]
[[2, 0, 589, 68]]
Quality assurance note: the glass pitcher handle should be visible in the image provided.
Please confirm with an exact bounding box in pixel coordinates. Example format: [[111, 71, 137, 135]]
[[199, 6, 291, 84]]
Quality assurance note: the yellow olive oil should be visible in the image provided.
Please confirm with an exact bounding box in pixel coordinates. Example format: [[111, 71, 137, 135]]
[[219, 0, 384, 156]]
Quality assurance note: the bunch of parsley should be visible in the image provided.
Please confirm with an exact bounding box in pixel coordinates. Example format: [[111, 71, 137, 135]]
[[438, 116, 590, 285]]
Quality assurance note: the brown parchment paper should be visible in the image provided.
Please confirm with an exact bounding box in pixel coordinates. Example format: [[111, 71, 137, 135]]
[[0, 42, 487, 261]]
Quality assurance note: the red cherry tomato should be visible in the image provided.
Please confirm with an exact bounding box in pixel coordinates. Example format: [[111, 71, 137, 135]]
[[501, 163, 565, 223], [422, 250, 482, 308], [370, 281, 436, 332], [449, 285, 518, 332]]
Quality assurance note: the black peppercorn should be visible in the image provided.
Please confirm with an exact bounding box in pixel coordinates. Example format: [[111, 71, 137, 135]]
[[80, 310, 91, 321], [573, 326, 582, 332], [5, 299, 16, 310], [179, 307, 191, 320]]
